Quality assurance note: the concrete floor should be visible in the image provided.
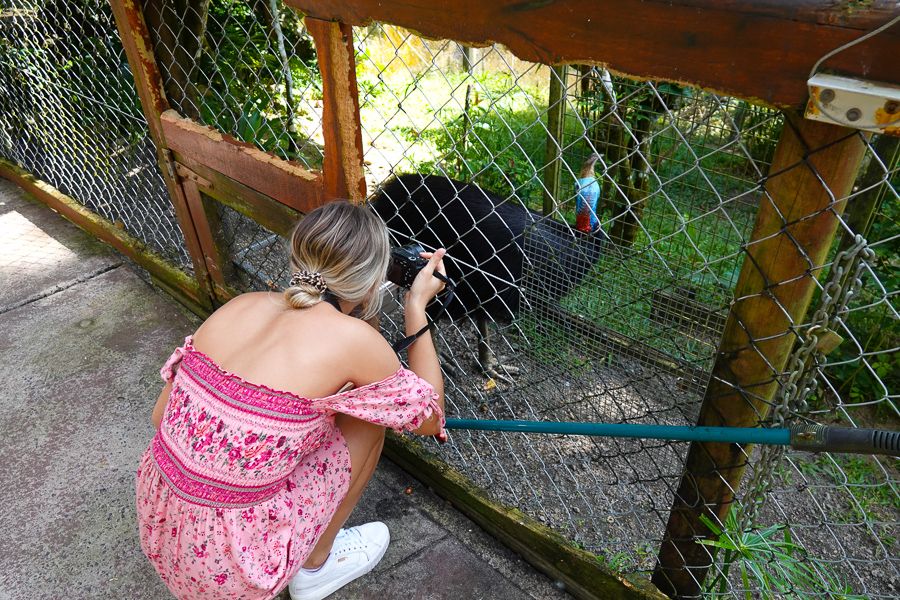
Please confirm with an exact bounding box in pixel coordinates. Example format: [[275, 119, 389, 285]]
[[0, 178, 570, 600]]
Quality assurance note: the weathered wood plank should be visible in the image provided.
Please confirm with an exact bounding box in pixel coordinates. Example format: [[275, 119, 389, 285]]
[[0, 160, 211, 314], [305, 17, 367, 202], [109, 0, 217, 306], [286, 0, 900, 108], [109, 0, 169, 142], [651, 115, 868, 597], [160, 110, 326, 213], [171, 153, 302, 237], [180, 178, 229, 298]]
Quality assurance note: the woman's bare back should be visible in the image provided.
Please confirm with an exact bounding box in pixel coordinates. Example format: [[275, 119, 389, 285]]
[[188, 291, 399, 401]]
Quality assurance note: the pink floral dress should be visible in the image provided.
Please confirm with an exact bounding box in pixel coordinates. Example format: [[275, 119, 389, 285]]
[[136, 335, 446, 600]]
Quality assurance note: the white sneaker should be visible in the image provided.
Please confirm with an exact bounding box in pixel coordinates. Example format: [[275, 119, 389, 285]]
[[288, 522, 390, 600]]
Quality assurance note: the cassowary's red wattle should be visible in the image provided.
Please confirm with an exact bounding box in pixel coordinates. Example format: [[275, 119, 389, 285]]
[[575, 207, 593, 233]]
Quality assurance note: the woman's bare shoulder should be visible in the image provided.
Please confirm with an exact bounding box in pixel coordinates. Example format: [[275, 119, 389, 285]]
[[341, 320, 401, 385], [192, 292, 279, 340]]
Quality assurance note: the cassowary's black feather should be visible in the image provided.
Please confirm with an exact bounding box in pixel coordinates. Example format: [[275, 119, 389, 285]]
[[370, 174, 608, 323]]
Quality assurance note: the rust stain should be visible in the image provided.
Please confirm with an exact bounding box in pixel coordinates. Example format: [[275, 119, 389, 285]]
[[806, 86, 822, 116], [874, 106, 900, 128]]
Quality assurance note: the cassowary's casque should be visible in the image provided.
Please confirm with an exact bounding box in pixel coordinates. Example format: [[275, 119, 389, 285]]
[[370, 170, 608, 380]]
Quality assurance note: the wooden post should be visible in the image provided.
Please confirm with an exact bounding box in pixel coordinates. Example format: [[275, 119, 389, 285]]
[[108, 0, 217, 310], [651, 114, 868, 598], [179, 172, 235, 302], [543, 65, 567, 216], [141, 0, 210, 121], [305, 17, 367, 203]]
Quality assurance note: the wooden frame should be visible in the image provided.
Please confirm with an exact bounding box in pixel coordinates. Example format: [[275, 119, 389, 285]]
[[172, 154, 302, 238], [160, 110, 325, 213], [306, 17, 367, 202], [286, 0, 900, 108]]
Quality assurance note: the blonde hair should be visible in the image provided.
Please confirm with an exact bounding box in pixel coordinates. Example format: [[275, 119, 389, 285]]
[[284, 200, 391, 320]]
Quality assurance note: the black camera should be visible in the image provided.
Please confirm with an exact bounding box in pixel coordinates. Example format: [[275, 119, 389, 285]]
[[386, 243, 429, 288]]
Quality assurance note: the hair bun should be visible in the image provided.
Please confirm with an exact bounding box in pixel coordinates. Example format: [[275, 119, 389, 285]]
[[289, 270, 327, 293]]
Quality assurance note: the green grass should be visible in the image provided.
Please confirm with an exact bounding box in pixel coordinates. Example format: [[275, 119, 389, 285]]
[[793, 454, 900, 524]]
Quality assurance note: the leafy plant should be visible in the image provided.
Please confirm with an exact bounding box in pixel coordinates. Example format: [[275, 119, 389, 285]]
[[698, 510, 862, 599]]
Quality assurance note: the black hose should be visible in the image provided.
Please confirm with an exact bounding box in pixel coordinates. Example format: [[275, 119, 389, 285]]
[[791, 424, 900, 456]]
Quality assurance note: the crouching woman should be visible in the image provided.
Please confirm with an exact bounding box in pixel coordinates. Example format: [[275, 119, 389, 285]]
[[135, 200, 447, 600]]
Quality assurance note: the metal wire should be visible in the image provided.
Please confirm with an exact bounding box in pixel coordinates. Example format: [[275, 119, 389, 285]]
[[0, 0, 192, 271], [1, 5, 897, 597]]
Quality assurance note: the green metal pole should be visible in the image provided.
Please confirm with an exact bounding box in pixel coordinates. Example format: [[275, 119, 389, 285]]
[[444, 419, 900, 456]]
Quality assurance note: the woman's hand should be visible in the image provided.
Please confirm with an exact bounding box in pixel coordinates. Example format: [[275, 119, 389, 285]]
[[406, 248, 447, 309]]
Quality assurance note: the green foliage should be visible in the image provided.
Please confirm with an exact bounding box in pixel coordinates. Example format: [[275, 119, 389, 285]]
[[197, 0, 319, 164], [401, 71, 553, 207], [597, 549, 631, 572], [823, 200, 900, 413], [699, 510, 862, 599]]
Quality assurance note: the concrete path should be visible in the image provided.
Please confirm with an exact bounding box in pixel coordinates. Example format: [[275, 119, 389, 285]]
[[0, 179, 569, 600]]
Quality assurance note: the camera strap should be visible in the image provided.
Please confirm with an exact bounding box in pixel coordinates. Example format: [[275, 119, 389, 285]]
[[392, 272, 455, 354]]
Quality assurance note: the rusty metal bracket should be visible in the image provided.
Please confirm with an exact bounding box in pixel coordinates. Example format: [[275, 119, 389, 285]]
[[806, 73, 900, 135]]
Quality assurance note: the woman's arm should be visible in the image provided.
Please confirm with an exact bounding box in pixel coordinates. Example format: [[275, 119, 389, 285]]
[[151, 380, 173, 429], [404, 249, 446, 436]]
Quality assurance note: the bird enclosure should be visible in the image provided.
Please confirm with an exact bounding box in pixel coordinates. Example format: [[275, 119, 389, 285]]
[[1, 1, 898, 598]]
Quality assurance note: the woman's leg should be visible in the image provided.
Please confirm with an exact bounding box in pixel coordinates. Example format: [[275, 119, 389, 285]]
[[302, 413, 385, 568]]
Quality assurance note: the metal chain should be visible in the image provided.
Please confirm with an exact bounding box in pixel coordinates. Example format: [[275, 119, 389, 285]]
[[737, 234, 875, 531]]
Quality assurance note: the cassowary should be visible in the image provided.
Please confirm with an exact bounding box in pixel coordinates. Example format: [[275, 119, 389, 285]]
[[370, 166, 608, 381]]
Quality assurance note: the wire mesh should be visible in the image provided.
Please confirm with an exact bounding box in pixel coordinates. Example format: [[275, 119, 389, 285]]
[[737, 131, 899, 598], [3, 3, 897, 597], [141, 0, 324, 170], [351, 23, 898, 597], [0, 0, 192, 271]]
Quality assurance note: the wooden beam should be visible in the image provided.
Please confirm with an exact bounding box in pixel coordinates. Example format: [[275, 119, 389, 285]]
[[180, 177, 230, 303], [383, 433, 668, 600], [172, 153, 302, 238], [109, 0, 217, 307], [651, 115, 868, 597], [305, 17, 367, 202], [286, 0, 900, 108], [0, 160, 210, 314], [108, 0, 169, 142], [160, 110, 326, 213]]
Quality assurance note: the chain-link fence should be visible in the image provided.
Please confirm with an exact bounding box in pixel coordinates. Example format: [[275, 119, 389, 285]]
[[350, 24, 899, 597], [2, 2, 897, 598], [0, 0, 192, 270], [142, 0, 324, 170]]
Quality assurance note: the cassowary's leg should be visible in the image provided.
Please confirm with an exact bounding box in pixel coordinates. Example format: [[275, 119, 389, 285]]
[[477, 316, 520, 384], [439, 350, 460, 378]]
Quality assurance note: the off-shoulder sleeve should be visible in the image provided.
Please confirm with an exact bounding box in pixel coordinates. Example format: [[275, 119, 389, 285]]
[[159, 335, 192, 384], [314, 368, 447, 441]]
